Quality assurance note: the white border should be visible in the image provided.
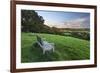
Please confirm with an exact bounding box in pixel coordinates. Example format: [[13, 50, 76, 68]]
[[16, 5, 94, 69]]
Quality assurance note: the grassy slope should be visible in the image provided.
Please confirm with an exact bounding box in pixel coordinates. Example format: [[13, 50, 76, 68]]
[[21, 32, 90, 63]]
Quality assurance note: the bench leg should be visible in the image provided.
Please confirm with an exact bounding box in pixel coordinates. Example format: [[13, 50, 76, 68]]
[[52, 47, 54, 52], [43, 49, 45, 54]]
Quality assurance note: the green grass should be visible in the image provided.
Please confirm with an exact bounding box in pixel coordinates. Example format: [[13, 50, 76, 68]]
[[21, 32, 90, 63]]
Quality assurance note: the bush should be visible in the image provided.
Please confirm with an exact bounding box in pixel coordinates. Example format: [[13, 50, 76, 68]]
[[70, 32, 90, 40]]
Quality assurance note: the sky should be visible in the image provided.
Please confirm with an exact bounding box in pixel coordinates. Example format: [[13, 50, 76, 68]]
[[35, 10, 90, 28]]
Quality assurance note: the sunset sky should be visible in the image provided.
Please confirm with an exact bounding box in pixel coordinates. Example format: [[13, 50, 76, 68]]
[[35, 10, 90, 28]]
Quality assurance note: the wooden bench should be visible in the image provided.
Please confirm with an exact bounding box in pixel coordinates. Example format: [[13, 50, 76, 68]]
[[36, 35, 55, 54]]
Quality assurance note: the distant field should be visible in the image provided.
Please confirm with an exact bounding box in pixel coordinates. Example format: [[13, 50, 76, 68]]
[[21, 32, 90, 63], [59, 28, 90, 32]]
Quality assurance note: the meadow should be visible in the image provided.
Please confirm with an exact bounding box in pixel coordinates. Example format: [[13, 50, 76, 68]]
[[21, 32, 90, 63]]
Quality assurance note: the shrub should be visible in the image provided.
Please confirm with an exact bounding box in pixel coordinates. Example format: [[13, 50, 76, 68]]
[[70, 32, 90, 40]]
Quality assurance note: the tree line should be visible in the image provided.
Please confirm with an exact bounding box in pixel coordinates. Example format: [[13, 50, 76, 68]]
[[21, 10, 61, 34]]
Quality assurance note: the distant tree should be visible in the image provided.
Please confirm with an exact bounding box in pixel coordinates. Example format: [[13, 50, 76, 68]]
[[71, 32, 90, 40], [51, 27, 62, 35]]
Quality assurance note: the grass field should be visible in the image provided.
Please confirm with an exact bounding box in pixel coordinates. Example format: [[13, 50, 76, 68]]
[[21, 32, 90, 63]]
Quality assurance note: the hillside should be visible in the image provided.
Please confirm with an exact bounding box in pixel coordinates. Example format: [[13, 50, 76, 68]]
[[21, 32, 90, 63]]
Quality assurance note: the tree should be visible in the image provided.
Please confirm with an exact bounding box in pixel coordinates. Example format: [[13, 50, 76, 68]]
[[21, 10, 44, 32], [51, 27, 62, 35]]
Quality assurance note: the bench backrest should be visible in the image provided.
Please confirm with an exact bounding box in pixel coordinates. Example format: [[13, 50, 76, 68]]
[[36, 35, 43, 45]]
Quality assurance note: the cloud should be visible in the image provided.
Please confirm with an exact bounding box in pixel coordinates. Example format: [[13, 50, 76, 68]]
[[53, 17, 90, 28]]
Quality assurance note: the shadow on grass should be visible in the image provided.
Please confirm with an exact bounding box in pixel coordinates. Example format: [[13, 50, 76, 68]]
[[22, 43, 59, 62]]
